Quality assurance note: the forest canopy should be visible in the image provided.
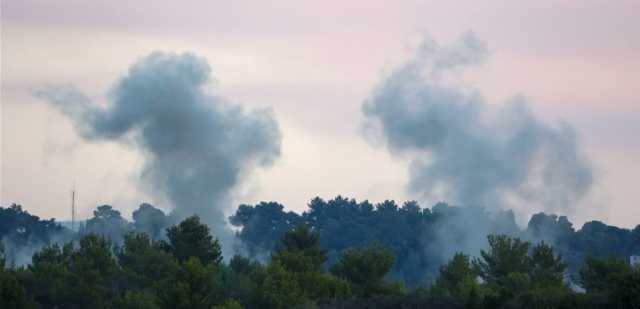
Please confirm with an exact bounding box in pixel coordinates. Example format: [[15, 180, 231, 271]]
[[1, 197, 639, 308]]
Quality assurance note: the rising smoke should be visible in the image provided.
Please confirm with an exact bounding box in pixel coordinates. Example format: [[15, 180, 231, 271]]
[[38, 52, 282, 254], [362, 33, 594, 217]]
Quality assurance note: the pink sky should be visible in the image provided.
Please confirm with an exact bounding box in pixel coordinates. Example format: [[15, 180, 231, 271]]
[[2, 0, 639, 228]]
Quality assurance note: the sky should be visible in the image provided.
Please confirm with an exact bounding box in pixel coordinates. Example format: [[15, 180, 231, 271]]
[[1, 0, 639, 228]]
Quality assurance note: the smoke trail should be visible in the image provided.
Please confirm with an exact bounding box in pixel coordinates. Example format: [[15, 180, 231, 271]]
[[37, 52, 281, 253], [362, 33, 594, 216]]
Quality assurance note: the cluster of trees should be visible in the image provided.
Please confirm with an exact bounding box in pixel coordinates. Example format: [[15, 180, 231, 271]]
[[81, 203, 173, 243], [3, 197, 639, 281], [0, 203, 173, 266], [1, 213, 639, 308], [1, 198, 639, 308], [428, 235, 640, 308], [527, 212, 640, 272], [0, 205, 73, 266], [231, 197, 640, 286], [0, 212, 401, 308]]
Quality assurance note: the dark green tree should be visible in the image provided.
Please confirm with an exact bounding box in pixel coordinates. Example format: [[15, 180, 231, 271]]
[[229, 254, 253, 275], [28, 235, 119, 309], [474, 235, 532, 287], [211, 299, 244, 309], [0, 204, 68, 266], [472, 235, 534, 307], [154, 257, 221, 309], [162, 216, 223, 265], [216, 263, 255, 307], [431, 252, 481, 305], [608, 264, 640, 308], [0, 258, 38, 309], [529, 241, 566, 288], [132, 203, 170, 240], [229, 202, 301, 257], [578, 256, 640, 307], [579, 256, 628, 293], [83, 205, 130, 243], [119, 290, 160, 309], [257, 261, 307, 309], [331, 242, 401, 297], [274, 224, 327, 272], [252, 224, 351, 308], [117, 232, 179, 289]]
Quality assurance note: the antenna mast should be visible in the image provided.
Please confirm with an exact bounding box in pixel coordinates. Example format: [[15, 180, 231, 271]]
[[71, 186, 76, 230]]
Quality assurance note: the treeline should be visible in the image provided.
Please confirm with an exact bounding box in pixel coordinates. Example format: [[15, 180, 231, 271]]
[[231, 197, 640, 285], [1, 214, 639, 308], [0, 203, 173, 266], [3, 197, 639, 279], [1, 198, 639, 308]]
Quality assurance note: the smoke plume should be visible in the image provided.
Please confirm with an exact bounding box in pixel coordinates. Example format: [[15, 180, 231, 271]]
[[38, 52, 281, 253], [363, 33, 594, 216]]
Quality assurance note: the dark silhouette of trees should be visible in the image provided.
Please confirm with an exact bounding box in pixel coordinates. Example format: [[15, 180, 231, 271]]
[[231, 197, 640, 288], [0, 204, 69, 266], [530, 242, 566, 288], [0, 251, 38, 309], [578, 255, 640, 307], [132, 203, 171, 240], [431, 252, 481, 306], [161, 215, 223, 266], [117, 232, 177, 289], [251, 224, 351, 308], [475, 235, 532, 287], [1, 201, 639, 308], [82, 205, 130, 243], [154, 257, 221, 309], [331, 242, 401, 297], [26, 235, 119, 308]]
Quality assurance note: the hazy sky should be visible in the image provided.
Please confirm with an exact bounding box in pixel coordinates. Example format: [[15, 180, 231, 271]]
[[2, 0, 639, 228]]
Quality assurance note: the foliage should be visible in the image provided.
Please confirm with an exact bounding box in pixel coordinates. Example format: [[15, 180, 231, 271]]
[[229, 254, 254, 275], [232, 198, 640, 288], [274, 224, 327, 272], [331, 242, 401, 297], [470, 235, 577, 308], [82, 205, 130, 243], [530, 241, 566, 288], [474, 235, 532, 287], [212, 299, 244, 309], [256, 261, 308, 308], [117, 232, 178, 289], [579, 256, 640, 308], [579, 256, 629, 292], [119, 290, 160, 309], [251, 224, 352, 308], [1, 202, 639, 308], [154, 257, 222, 309], [0, 266, 39, 309], [27, 235, 119, 308], [431, 252, 482, 306], [229, 202, 302, 258], [162, 215, 223, 265], [0, 204, 69, 266], [132, 203, 171, 240]]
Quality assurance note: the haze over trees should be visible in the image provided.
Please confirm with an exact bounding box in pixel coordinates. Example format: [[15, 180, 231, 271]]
[[231, 197, 640, 286], [1, 198, 639, 308]]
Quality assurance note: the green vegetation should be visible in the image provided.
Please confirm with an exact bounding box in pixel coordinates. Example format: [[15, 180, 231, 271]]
[[231, 197, 640, 286], [1, 200, 639, 308]]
